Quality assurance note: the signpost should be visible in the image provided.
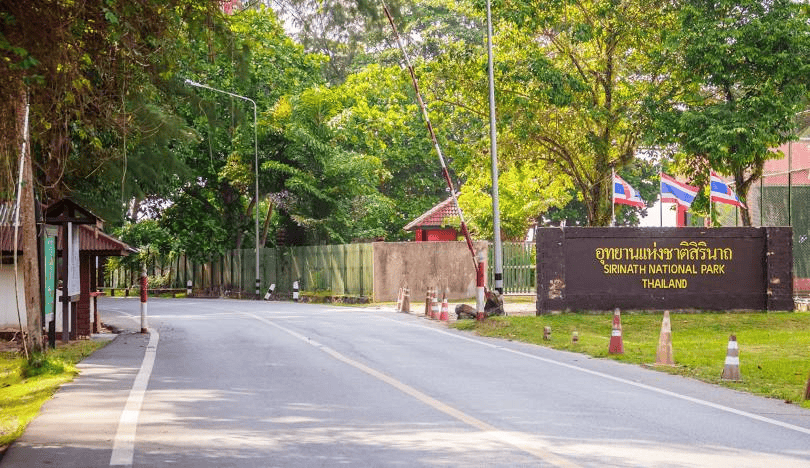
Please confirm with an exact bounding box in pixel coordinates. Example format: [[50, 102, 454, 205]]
[[42, 225, 58, 348]]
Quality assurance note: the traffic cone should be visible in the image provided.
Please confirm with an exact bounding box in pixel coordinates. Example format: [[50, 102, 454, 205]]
[[439, 296, 449, 321], [395, 287, 403, 312], [655, 310, 674, 366], [608, 308, 624, 354], [721, 334, 741, 381], [401, 287, 410, 313]]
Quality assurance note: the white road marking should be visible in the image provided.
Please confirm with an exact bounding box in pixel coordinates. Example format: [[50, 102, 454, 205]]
[[382, 315, 810, 437], [244, 312, 580, 468], [109, 329, 159, 466]]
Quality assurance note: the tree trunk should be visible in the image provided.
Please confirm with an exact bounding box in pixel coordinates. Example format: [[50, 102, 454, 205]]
[[261, 202, 274, 247], [18, 91, 43, 353]]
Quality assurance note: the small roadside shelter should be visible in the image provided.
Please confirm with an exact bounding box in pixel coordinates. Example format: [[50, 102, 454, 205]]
[[403, 195, 461, 242], [45, 199, 136, 339], [0, 199, 134, 341]]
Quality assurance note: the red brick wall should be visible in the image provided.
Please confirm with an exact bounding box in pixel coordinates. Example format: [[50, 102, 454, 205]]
[[75, 253, 91, 338]]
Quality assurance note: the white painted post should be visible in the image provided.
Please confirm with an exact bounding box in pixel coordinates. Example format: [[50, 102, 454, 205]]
[[140, 269, 148, 333]]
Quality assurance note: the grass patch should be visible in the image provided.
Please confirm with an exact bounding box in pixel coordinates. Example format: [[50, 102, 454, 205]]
[[454, 311, 810, 409], [0, 341, 108, 448]]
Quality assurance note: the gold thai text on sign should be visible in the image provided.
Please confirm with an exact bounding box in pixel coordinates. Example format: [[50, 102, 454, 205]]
[[594, 241, 732, 289]]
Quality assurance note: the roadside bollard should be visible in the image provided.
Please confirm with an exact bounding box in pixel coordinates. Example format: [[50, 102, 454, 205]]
[[430, 294, 440, 320], [401, 287, 411, 313], [140, 270, 148, 334], [608, 308, 624, 354], [476, 251, 486, 321], [186, 279, 192, 297], [804, 372, 810, 401], [396, 287, 404, 312], [424, 287, 434, 317], [264, 284, 276, 300], [293, 280, 300, 302], [543, 326, 552, 341]]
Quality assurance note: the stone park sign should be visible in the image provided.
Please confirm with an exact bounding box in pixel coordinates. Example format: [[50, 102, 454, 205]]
[[536, 227, 793, 314]]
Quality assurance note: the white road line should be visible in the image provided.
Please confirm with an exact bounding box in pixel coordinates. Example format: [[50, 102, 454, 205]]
[[244, 312, 580, 468], [383, 315, 810, 437], [109, 329, 159, 466]]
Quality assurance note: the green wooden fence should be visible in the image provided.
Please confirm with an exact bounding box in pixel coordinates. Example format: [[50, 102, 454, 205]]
[[107, 244, 374, 298], [488, 242, 536, 294], [107, 241, 536, 297]]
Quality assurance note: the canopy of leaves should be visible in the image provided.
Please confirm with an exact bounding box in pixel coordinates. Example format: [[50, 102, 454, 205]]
[[648, 0, 810, 225]]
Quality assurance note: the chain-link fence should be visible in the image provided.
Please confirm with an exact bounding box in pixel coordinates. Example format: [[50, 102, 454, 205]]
[[715, 137, 810, 296]]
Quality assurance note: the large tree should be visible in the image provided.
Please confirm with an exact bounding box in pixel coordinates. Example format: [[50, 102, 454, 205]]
[[649, 0, 810, 226], [0, 0, 224, 351], [481, 0, 675, 226], [163, 5, 326, 256]]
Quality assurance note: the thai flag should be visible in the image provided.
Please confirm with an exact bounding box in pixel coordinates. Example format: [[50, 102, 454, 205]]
[[613, 174, 645, 208], [710, 172, 746, 208], [660, 173, 698, 209]]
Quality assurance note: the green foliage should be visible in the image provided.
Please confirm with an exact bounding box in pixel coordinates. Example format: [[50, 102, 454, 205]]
[[0, 0, 224, 206], [478, 0, 676, 226], [649, 0, 810, 225]]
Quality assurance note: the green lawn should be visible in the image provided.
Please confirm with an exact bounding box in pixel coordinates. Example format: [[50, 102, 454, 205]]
[[0, 341, 108, 449], [455, 311, 810, 408]]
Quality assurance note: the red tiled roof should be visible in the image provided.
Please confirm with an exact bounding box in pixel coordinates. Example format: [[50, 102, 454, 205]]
[[403, 196, 460, 231]]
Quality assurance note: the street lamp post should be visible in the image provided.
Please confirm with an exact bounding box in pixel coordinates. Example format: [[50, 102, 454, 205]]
[[485, 0, 504, 294], [184, 79, 261, 297]]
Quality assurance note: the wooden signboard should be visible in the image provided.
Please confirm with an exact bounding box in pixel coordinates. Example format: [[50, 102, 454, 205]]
[[536, 227, 793, 314]]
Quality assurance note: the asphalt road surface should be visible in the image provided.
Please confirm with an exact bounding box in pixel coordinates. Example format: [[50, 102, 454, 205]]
[[2, 297, 810, 467]]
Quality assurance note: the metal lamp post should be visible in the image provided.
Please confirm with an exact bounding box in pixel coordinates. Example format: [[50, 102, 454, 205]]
[[485, 0, 504, 294], [184, 79, 261, 297]]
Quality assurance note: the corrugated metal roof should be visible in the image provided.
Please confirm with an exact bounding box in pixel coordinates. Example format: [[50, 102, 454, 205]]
[[0, 224, 135, 256], [0, 202, 16, 226], [403, 196, 460, 231]]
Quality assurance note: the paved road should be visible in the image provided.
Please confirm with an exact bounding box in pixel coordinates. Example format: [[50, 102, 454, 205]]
[[3, 297, 810, 467]]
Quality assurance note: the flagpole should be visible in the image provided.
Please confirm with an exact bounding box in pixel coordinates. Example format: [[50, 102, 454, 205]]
[[659, 169, 663, 227], [709, 168, 713, 227], [611, 168, 616, 227]]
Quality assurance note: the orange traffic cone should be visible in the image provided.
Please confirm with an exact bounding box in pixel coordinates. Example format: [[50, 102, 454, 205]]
[[721, 334, 741, 381], [655, 310, 674, 366], [608, 308, 624, 354], [439, 297, 449, 321]]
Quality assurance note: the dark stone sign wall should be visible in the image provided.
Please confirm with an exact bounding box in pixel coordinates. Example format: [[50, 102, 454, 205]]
[[536, 227, 793, 314]]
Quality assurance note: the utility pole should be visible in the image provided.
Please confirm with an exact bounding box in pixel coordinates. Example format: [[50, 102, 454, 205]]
[[485, 0, 504, 294]]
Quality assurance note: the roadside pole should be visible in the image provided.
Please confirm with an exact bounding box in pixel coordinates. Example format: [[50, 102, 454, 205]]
[[476, 250, 486, 321], [140, 268, 148, 333]]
